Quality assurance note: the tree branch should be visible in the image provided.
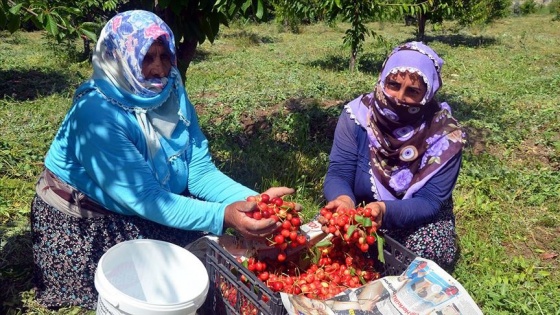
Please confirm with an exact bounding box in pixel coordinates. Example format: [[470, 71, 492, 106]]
[[7, 0, 69, 31]]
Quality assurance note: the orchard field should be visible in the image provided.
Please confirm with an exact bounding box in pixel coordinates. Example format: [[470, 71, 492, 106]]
[[1, 11, 559, 315]]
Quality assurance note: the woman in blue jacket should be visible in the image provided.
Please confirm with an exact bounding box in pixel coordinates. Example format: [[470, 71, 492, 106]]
[[31, 10, 291, 309], [323, 42, 466, 271]]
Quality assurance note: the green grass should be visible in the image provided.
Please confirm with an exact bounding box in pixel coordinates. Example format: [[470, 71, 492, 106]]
[[1, 12, 560, 314]]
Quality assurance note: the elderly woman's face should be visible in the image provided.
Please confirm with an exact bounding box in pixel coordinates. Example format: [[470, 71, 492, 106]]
[[142, 40, 172, 80], [384, 71, 427, 104]]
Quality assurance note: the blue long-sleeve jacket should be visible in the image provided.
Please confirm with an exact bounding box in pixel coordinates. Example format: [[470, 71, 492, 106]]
[[45, 82, 256, 235], [324, 110, 462, 229]]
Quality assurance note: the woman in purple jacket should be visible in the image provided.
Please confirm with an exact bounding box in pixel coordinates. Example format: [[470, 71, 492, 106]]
[[323, 42, 465, 270]]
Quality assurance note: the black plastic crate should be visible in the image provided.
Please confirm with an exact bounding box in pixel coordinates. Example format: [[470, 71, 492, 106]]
[[372, 234, 418, 277], [199, 233, 416, 315], [200, 238, 285, 315]]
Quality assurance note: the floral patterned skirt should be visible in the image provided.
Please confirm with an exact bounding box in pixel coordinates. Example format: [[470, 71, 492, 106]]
[[30, 194, 204, 310], [383, 198, 458, 272]]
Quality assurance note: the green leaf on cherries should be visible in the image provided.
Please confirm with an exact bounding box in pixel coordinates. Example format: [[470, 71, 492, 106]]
[[354, 215, 373, 227], [315, 239, 333, 247], [359, 274, 367, 285], [377, 234, 385, 264], [312, 247, 321, 264], [346, 224, 356, 237]]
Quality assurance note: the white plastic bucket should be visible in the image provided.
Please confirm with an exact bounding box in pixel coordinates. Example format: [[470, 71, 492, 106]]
[[94, 239, 209, 315]]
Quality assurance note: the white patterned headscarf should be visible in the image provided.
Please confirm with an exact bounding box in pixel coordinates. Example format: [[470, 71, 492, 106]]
[[90, 10, 190, 188]]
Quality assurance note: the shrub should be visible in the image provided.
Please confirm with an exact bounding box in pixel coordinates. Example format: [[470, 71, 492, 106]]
[[519, 0, 538, 15], [550, 0, 560, 20]]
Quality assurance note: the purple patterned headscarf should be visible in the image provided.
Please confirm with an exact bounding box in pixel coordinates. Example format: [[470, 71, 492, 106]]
[[380, 41, 443, 105], [348, 42, 465, 200]]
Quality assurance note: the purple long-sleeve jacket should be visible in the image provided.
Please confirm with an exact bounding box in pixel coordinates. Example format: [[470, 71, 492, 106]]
[[324, 110, 462, 230]]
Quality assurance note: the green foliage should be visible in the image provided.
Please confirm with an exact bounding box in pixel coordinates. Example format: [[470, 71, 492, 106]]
[[0, 0, 21, 32], [392, 0, 455, 40], [454, 0, 511, 26], [315, 0, 496, 70], [270, 0, 323, 33], [115, 0, 274, 80], [550, 0, 560, 20], [2, 12, 560, 315], [384, 0, 511, 40], [2, 0, 513, 78], [0, 0, 125, 62], [1, 0, 122, 41], [320, 0, 423, 71], [519, 0, 538, 15]]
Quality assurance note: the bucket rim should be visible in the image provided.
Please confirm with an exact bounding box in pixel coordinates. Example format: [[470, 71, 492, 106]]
[[94, 239, 209, 310]]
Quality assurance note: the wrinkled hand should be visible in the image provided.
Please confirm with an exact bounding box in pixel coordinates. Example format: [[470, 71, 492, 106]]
[[324, 195, 355, 212], [261, 186, 294, 199], [364, 201, 386, 229], [261, 186, 302, 211], [223, 201, 280, 239]]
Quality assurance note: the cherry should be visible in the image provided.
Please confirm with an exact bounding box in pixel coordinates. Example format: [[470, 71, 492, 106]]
[[258, 272, 269, 281], [274, 234, 285, 245], [252, 211, 262, 220], [260, 193, 270, 203]]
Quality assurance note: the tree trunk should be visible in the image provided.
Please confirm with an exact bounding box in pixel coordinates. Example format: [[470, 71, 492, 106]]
[[82, 36, 91, 62], [152, 4, 199, 82], [349, 49, 357, 72], [177, 39, 198, 82], [417, 12, 426, 41]]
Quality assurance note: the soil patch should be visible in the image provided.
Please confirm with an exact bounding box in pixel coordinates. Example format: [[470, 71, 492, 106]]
[[194, 97, 344, 145]]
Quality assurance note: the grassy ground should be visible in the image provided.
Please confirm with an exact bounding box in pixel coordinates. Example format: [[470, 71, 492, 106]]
[[1, 12, 559, 315]]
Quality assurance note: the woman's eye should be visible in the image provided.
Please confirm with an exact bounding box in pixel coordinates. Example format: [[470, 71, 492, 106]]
[[143, 55, 153, 63], [406, 86, 423, 95], [386, 82, 399, 89]]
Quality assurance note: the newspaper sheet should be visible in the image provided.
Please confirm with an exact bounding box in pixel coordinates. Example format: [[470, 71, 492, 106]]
[[280, 257, 483, 315]]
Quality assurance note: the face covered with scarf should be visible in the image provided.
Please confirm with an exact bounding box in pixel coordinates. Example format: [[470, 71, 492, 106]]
[[362, 42, 465, 200]]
